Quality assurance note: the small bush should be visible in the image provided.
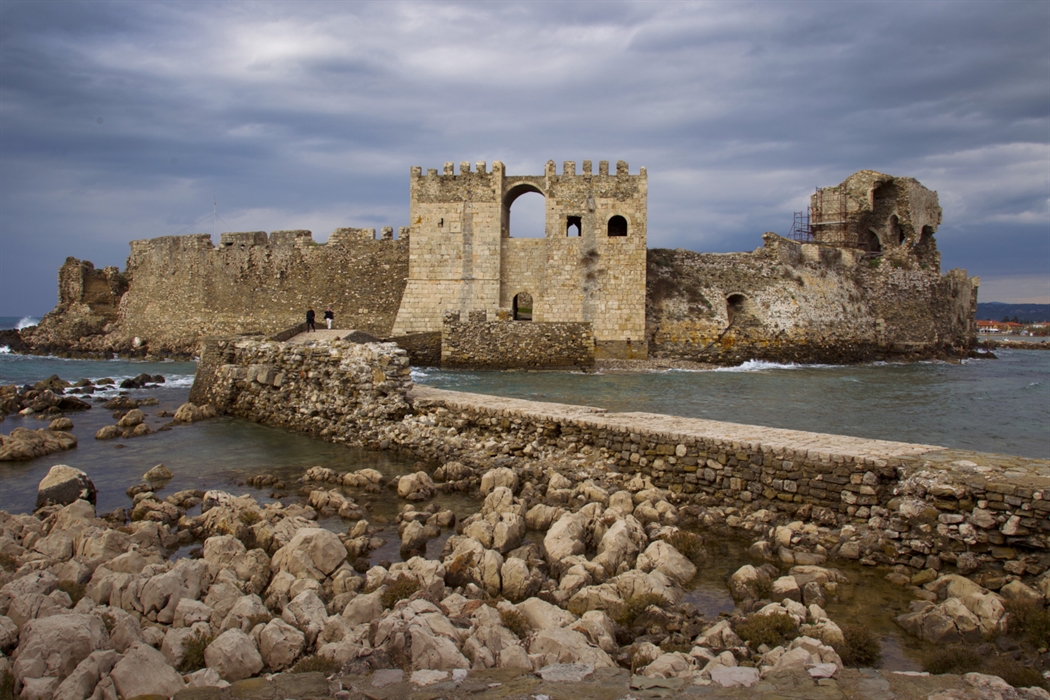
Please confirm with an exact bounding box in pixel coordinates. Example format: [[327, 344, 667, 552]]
[[663, 530, 705, 564], [0, 553, 17, 572], [380, 576, 419, 609], [921, 645, 983, 675], [734, 612, 798, 648], [100, 611, 117, 634], [982, 656, 1048, 690], [752, 576, 773, 601], [290, 655, 341, 675], [180, 630, 213, 673], [613, 593, 665, 629], [834, 623, 882, 668], [500, 608, 532, 640], [1005, 598, 1050, 649], [1, 670, 15, 700], [57, 580, 86, 605], [238, 509, 261, 526]]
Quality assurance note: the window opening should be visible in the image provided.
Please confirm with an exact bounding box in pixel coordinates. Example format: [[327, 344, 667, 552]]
[[726, 294, 748, 326], [566, 216, 581, 237], [608, 215, 627, 237], [506, 191, 546, 238]]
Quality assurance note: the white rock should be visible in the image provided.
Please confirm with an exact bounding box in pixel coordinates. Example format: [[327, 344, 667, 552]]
[[282, 590, 328, 646], [109, 642, 185, 699], [205, 628, 264, 681], [259, 618, 306, 671], [13, 613, 108, 683], [270, 528, 348, 581], [710, 666, 760, 688]]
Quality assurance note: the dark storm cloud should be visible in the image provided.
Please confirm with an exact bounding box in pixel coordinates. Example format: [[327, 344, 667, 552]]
[[2, 0, 1047, 314]]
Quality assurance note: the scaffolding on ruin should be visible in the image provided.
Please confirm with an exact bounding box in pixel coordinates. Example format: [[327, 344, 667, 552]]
[[789, 207, 813, 243]]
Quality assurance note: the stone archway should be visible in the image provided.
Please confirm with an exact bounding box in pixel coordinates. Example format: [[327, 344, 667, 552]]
[[502, 183, 546, 238], [512, 291, 533, 321]]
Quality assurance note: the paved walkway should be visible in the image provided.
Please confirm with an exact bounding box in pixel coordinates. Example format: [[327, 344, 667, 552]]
[[286, 329, 356, 344]]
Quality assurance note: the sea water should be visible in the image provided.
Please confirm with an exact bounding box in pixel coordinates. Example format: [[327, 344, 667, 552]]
[[2, 342, 1048, 671]]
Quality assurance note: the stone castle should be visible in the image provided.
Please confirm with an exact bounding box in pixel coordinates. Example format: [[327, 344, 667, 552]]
[[22, 162, 980, 367]]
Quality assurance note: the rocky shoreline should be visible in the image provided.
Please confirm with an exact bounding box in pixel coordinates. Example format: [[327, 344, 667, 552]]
[[2, 451, 1049, 700]]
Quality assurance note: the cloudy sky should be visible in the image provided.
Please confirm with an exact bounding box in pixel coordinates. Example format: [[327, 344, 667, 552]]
[[1, 0, 1047, 316]]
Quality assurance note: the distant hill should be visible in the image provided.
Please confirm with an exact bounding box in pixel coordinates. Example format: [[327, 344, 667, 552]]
[[976, 302, 1050, 323]]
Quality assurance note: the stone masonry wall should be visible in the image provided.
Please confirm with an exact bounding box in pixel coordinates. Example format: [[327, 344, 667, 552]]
[[440, 311, 595, 369], [120, 231, 407, 355], [647, 234, 978, 364], [188, 336, 412, 438], [192, 337, 1049, 570]]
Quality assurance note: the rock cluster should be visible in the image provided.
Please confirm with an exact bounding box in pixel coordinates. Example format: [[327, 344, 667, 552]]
[[2, 445, 1050, 700]]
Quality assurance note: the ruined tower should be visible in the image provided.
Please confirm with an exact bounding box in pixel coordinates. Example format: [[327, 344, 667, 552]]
[[391, 159, 648, 359], [809, 170, 943, 269]]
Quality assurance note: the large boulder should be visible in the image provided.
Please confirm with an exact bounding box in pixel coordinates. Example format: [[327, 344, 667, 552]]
[[34, 465, 95, 508], [0, 429, 77, 463], [271, 527, 348, 580], [544, 513, 587, 574], [12, 614, 109, 683], [110, 642, 185, 698], [259, 618, 306, 671], [205, 629, 264, 681], [528, 626, 615, 668], [174, 403, 205, 423], [636, 540, 696, 586], [397, 472, 436, 501]]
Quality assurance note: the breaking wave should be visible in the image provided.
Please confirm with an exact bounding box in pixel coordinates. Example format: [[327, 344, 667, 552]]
[[15, 316, 39, 330], [711, 359, 841, 372]]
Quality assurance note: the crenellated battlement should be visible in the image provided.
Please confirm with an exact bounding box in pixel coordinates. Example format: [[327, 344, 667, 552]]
[[410, 159, 644, 179]]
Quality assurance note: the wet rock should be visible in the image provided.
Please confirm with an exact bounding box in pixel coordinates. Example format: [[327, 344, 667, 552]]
[[396, 471, 436, 501], [1, 428, 78, 462], [174, 403, 205, 423], [728, 564, 771, 602], [48, 417, 74, 431], [94, 425, 121, 440], [116, 409, 144, 428], [35, 465, 96, 509], [144, 463, 173, 483]]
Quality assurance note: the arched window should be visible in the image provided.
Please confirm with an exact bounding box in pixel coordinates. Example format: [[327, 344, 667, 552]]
[[512, 292, 533, 321], [860, 229, 882, 253], [607, 215, 627, 237], [566, 216, 581, 237]]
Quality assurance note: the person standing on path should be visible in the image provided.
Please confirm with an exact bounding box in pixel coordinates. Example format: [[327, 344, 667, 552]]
[[306, 308, 316, 332], [324, 308, 334, 330]]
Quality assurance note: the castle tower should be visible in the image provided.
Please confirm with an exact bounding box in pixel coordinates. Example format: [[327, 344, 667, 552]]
[[390, 159, 647, 359]]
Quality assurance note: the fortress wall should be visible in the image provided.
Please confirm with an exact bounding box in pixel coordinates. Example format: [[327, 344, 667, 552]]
[[115, 231, 408, 354], [647, 234, 978, 364], [498, 239, 545, 310], [440, 311, 594, 369], [192, 337, 1050, 569]]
